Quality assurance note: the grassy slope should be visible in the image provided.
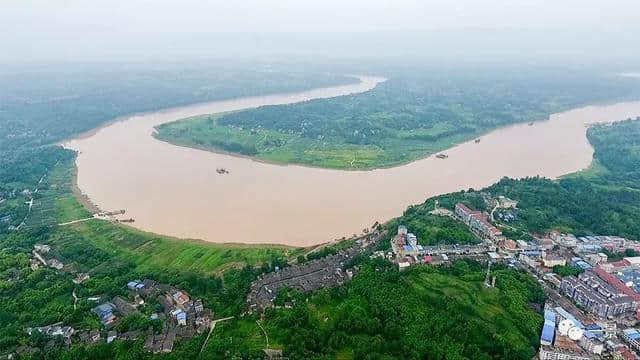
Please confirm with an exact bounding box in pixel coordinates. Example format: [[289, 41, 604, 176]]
[[41, 160, 300, 276]]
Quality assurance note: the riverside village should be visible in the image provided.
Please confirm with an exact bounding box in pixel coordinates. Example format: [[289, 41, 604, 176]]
[[8, 193, 640, 360]]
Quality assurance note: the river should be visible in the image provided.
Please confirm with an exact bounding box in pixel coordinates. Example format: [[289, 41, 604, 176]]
[[65, 76, 640, 247]]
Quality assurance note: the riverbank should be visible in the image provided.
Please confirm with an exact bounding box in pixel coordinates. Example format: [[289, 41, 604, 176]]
[[64, 74, 640, 246]]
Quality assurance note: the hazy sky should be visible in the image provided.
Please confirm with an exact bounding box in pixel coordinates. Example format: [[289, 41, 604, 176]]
[[2, 0, 640, 63]]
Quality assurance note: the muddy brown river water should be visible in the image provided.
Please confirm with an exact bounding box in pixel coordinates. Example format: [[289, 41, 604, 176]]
[[64, 77, 640, 246]]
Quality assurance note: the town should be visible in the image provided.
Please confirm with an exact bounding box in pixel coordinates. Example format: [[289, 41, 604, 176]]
[[383, 195, 640, 360], [8, 192, 640, 359], [246, 231, 383, 310], [243, 192, 640, 359]]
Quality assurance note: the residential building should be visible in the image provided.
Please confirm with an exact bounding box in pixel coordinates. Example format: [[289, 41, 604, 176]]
[[107, 331, 117, 343], [455, 203, 502, 240], [579, 332, 604, 355], [497, 196, 518, 209], [541, 309, 556, 346], [539, 344, 597, 360], [560, 271, 638, 318], [172, 291, 190, 306], [92, 303, 116, 326], [622, 328, 640, 353], [193, 300, 204, 313], [543, 256, 567, 268], [613, 345, 639, 360], [34, 244, 50, 253]]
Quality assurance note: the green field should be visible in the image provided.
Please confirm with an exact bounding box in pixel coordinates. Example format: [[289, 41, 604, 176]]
[[154, 113, 472, 169]]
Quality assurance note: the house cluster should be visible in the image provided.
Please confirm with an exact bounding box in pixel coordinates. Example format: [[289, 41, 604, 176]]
[[388, 225, 497, 269], [246, 232, 382, 310], [523, 230, 640, 359], [539, 306, 606, 360], [30, 244, 66, 271], [538, 304, 640, 360], [454, 203, 503, 241], [561, 270, 638, 319], [30, 244, 74, 272], [550, 232, 631, 254], [89, 279, 212, 354], [26, 323, 75, 345]]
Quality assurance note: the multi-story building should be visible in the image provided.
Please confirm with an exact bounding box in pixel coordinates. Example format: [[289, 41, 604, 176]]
[[543, 255, 567, 268], [560, 271, 638, 318], [539, 345, 597, 360], [621, 328, 640, 354], [454, 203, 502, 240]]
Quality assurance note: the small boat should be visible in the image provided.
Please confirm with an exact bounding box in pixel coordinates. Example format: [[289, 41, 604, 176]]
[[528, 122, 534, 126], [436, 154, 448, 159], [216, 168, 229, 174], [474, 138, 481, 144]]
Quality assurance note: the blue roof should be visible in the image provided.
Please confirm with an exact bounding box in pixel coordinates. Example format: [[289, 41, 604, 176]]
[[585, 324, 601, 330], [555, 307, 585, 329], [576, 261, 593, 270], [176, 312, 187, 320], [628, 332, 640, 340], [541, 323, 555, 343], [94, 303, 114, 313], [544, 309, 556, 322]]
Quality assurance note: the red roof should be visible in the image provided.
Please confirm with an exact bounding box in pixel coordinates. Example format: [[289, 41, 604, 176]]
[[594, 267, 640, 301], [456, 203, 501, 236], [502, 239, 518, 250], [616, 347, 636, 360], [455, 203, 480, 215], [471, 213, 502, 235], [611, 259, 631, 268]]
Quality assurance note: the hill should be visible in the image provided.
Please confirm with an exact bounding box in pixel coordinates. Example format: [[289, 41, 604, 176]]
[[205, 259, 544, 359]]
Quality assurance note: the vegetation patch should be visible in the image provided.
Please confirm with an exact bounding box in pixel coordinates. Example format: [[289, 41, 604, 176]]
[[207, 259, 544, 359], [156, 71, 640, 169]]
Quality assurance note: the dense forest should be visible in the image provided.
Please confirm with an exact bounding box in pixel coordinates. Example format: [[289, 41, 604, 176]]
[[156, 70, 640, 169]]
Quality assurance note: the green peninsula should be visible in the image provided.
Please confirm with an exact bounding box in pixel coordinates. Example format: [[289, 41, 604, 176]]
[[155, 70, 640, 169]]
